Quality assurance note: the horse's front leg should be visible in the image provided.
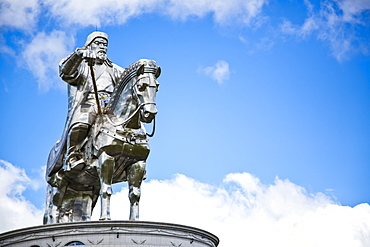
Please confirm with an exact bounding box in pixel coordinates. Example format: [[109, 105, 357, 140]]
[[98, 151, 114, 220], [127, 160, 146, 220]]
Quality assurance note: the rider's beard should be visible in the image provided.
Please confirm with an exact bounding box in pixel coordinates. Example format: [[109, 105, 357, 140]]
[[96, 52, 107, 64]]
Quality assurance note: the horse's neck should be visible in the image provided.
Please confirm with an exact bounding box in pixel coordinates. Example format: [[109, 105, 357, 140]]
[[110, 79, 140, 129]]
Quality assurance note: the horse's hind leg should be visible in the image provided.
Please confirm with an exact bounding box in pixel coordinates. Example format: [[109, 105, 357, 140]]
[[127, 160, 146, 220], [98, 151, 114, 220], [70, 193, 93, 222], [43, 184, 58, 224]]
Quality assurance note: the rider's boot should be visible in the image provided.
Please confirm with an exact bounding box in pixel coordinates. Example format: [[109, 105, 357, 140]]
[[64, 123, 89, 171]]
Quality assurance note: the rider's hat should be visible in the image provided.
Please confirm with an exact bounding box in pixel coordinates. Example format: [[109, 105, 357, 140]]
[[84, 31, 108, 47]]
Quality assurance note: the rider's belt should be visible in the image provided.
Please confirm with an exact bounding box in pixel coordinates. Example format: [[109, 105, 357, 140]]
[[88, 92, 111, 106], [88, 91, 111, 99]]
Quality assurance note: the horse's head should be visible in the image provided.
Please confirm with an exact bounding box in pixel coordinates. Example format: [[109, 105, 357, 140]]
[[133, 61, 161, 123], [107, 59, 160, 128]]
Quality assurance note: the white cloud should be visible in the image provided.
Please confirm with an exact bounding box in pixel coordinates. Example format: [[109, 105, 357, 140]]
[[0, 160, 43, 232], [0, 0, 39, 31], [0, 0, 268, 33], [337, 0, 370, 23], [280, 0, 370, 61], [94, 172, 370, 247], [199, 60, 230, 85], [164, 0, 266, 25], [21, 31, 74, 91], [1, 162, 369, 247], [42, 0, 155, 27], [0, 0, 268, 29], [40, 0, 267, 27], [0, 34, 15, 56]]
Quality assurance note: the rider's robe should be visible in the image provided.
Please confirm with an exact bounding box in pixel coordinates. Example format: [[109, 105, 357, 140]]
[[46, 53, 124, 178]]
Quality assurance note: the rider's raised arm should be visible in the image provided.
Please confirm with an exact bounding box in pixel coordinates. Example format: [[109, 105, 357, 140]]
[[59, 48, 87, 85]]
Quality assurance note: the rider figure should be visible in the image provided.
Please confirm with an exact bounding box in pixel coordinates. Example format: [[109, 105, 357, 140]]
[[59, 31, 124, 171]]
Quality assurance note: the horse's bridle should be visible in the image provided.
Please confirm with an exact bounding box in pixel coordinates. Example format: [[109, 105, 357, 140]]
[[132, 75, 157, 137], [106, 73, 157, 137]]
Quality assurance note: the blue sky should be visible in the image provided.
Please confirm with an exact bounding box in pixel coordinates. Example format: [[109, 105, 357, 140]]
[[1, 0, 370, 246]]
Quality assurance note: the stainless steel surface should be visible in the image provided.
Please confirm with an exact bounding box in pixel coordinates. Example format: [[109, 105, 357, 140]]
[[44, 32, 160, 224]]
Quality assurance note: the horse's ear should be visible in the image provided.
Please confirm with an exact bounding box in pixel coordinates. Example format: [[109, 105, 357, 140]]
[[136, 64, 145, 76], [155, 66, 161, 78]]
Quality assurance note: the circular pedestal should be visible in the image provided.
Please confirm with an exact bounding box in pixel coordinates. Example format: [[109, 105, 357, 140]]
[[0, 221, 219, 247]]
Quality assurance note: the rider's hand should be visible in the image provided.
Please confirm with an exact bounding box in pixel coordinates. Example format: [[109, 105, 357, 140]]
[[76, 47, 96, 60], [76, 47, 96, 66]]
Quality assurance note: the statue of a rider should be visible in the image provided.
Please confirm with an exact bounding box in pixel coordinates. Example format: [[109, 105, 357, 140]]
[[60, 31, 124, 171]]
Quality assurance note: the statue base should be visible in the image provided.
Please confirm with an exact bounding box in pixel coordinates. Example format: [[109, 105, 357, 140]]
[[0, 221, 219, 247]]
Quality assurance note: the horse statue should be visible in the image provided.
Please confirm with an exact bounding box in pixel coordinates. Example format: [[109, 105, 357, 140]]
[[44, 59, 160, 224]]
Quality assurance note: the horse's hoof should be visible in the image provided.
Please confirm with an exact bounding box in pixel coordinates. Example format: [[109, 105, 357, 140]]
[[129, 216, 139, 221], [99, 217, 111, 221]]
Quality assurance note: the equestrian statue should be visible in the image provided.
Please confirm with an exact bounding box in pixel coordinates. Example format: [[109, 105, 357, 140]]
[[44, 31, 161, 224]]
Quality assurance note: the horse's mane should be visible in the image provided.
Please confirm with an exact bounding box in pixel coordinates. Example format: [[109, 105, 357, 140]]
[[107, 59, 157, 112]]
